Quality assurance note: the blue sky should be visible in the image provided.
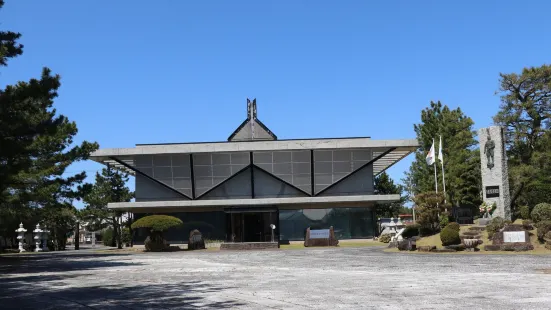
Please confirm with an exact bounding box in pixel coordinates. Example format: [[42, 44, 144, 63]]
[[2, 1, 550, 205]]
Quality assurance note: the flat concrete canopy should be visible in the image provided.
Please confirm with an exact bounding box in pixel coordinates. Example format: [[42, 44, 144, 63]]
[[107, 194, 400, 211], [90, 137, 419, 177]]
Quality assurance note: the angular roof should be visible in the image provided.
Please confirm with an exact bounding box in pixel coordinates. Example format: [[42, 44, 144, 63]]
[[227, 98, 277, 141]]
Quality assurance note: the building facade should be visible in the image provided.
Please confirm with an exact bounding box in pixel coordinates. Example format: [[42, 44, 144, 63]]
[[90, 99, 418, 243]]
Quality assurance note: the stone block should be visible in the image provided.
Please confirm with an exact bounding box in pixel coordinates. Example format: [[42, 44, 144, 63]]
[[188, 229, 205, 250], [417, 245, 436, 252], [304, 226, 339, 247], [220, 242, 278, 250]]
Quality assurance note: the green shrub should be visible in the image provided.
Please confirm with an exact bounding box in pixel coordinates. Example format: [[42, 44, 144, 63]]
[[144, 233, 167, 252], [446, 222, 460, 232], [102, 228, 114, 246], [402, 224, 420, 239], [131, 215, 183, 232], [419, 226, 434, 237], [379, 234, 391, 243], [536, 221, 551, 242], [522, 220, 534, 231], [121, 227, 131, 246], [439, 216, 450, 229], [531, 203, 551, 223], [544, 231, 551, 242], [486, 217, 511, 239], [519, 205, 530, 220], [440, 226, 461, 246]]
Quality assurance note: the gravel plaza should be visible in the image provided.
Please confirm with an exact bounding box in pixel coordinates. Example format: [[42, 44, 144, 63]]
[[1, 247, 550, 310]]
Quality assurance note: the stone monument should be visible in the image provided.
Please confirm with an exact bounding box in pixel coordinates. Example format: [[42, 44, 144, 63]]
[[188, 229, 205, 250], [478, 126, 511, 221]]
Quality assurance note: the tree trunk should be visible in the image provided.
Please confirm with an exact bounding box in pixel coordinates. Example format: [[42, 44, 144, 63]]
[[116, 217, 122, 249], [129, 214, 134, 247], [110, 217, 117, 247], [75, 222, 80, 250]]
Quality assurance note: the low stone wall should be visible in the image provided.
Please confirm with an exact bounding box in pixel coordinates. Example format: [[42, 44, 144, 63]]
[[220, 242, 279, 250]]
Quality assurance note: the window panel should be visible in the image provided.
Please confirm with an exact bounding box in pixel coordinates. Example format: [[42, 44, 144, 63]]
[[213, 165, 231, 177], [153, 155, 172, 166], [194, 166, 212, 177], [273, 151, 292, 163], [193, 154, 211, 165], [293, 163, 310, 174], [134, 155, 153, 167], [315, 150, 333, 162], [333, 150, 352, 162], [153, 167, 172, 178], [253, 152, 272, 164], [333, 161, 352, 174], [212, 153, 231, 165], [172, 154, 190, 166], [273, 163, 292, 175], [173, 166, 190, 178], [292, 151, 310, 162]]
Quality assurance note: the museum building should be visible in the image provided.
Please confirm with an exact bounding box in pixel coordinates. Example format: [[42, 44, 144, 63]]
[[90, 99, 418, 243]]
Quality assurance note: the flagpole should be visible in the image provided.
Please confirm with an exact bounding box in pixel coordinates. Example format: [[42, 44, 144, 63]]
[[440, 136, 447, 203], [433, 139, 438, 193]]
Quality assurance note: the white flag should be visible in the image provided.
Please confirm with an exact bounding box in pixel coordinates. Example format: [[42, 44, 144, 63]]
[[426, 140, 436, 165], [438, 135, 444, 164]]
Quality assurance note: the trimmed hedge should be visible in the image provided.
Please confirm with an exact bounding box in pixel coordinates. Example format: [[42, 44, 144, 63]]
[[486, 217, 511, 239], [536, 221, 551, 242], [379, 234, 391, 243], [519, 205, 530, 220], [446, 222, 460, 232], [131, 215, 183, 232], [531, 203, 551, 223], [522, 220, 534, 231], [402, 224, 420, 239], [439, 216, 450, 229], [440, 226, 461, 246]]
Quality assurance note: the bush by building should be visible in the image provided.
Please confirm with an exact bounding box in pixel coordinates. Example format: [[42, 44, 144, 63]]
[[439, 216, 450, 229], [440, 226, 461, 246], [519, 205, 530, 220], [486, 217, 511, 239], [446, 222, 460, 232], [531, 203, 551, 223], [131, 215, 183, 252], [121, 227, 131, 246], [379, 234, 391, 243], [536, 220, 551, 242], [522, 220, 534, 231], [402, 224, 420, 239]]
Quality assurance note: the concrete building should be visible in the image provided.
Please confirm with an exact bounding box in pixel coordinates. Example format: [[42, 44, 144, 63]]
[[90, 99, 418, 244]]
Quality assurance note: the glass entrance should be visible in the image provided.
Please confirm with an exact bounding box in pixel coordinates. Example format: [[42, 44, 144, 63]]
[[225, 209, 278, 242]]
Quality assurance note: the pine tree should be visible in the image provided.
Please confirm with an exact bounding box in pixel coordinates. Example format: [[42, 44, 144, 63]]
[[82, 167, 133, 249], [374, 172, 405, 218], [0, 1, 98, 249], [0, 1, 23, 66], [494, 64, 551, 209], [404, 101, 481, 211]]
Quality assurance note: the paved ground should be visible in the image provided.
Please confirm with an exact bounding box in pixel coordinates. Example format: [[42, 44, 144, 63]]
[[1, 247, 550, 309]]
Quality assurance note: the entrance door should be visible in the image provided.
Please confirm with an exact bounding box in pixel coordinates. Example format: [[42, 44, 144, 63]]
[[225, 209, 278, 242]]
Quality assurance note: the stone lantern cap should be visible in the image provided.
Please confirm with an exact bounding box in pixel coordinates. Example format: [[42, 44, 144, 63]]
[[33, 224, 43, 233], [388, 217, 396, 227], [15, 223, 27, 233]]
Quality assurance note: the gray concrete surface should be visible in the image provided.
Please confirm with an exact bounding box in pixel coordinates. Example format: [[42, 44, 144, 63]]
[[1, 247, 550, 309]]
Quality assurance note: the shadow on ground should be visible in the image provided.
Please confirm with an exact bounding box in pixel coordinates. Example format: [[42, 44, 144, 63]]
[[0, 253, 243, 309]]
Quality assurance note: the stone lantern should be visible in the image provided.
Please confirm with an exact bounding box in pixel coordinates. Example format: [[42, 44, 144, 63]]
[[388, 217, 397, 236], [42, 226, 50, 252], [15, 223, 27, 253], [33, 224, 43, 252]]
